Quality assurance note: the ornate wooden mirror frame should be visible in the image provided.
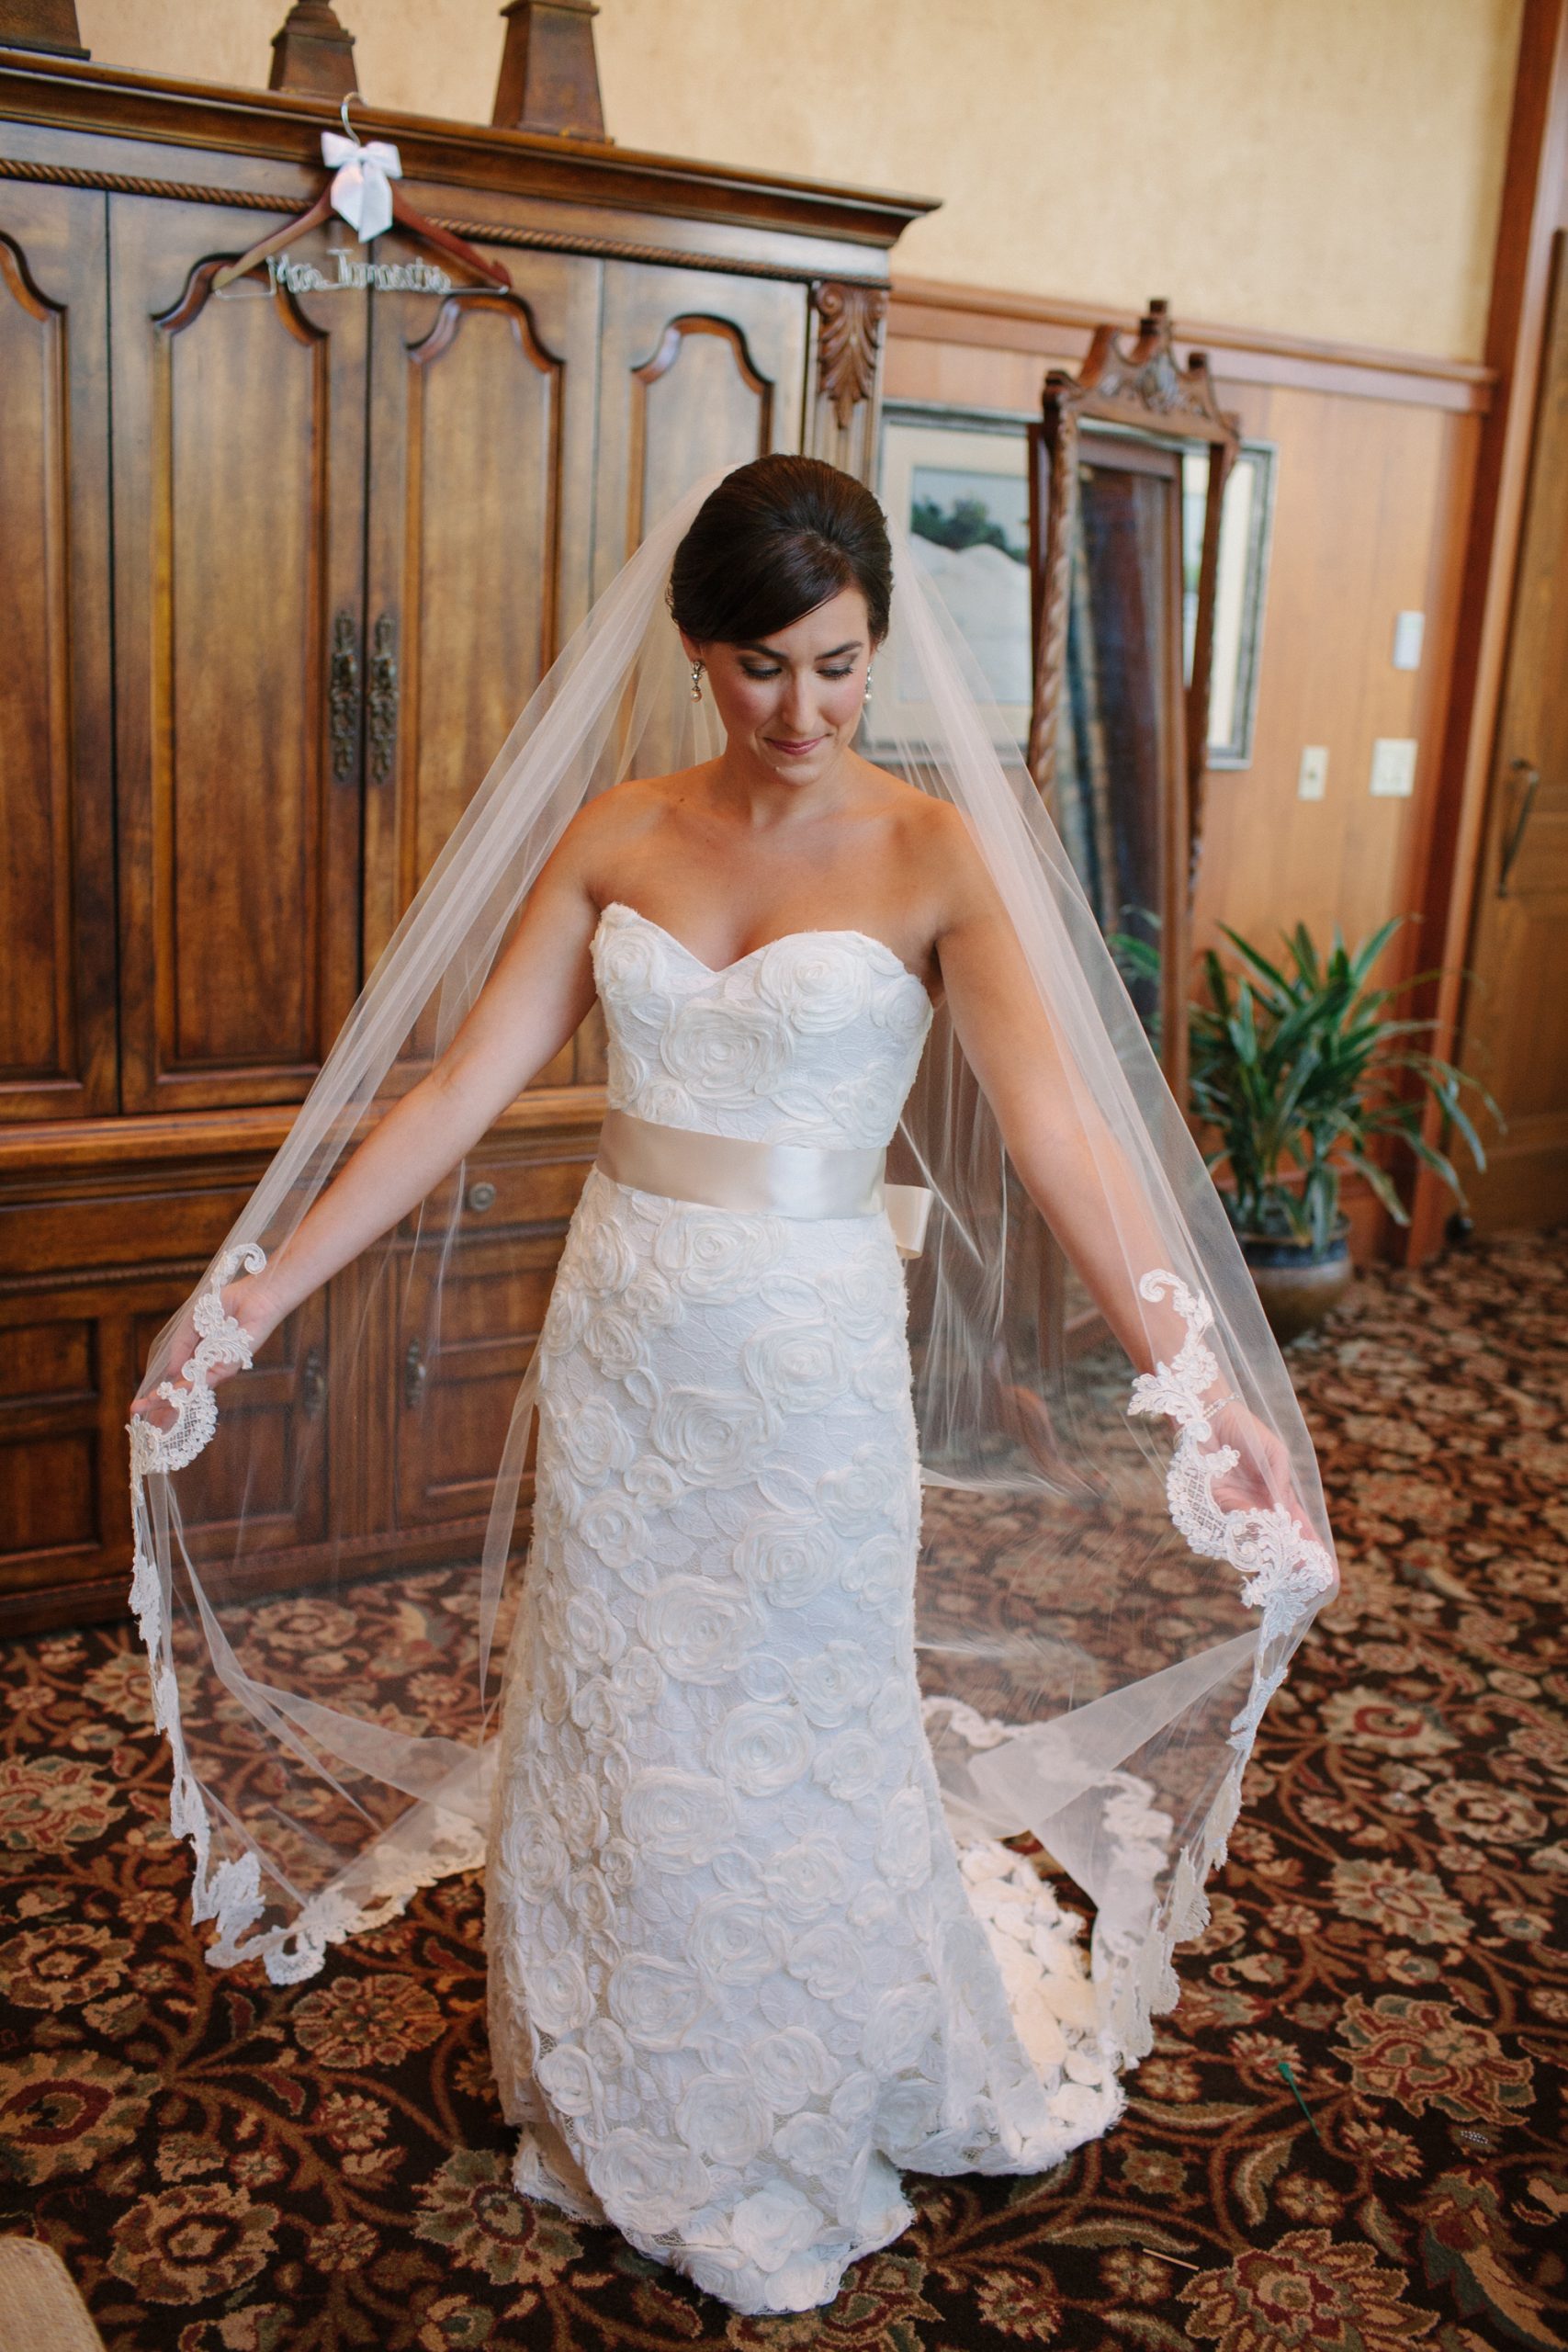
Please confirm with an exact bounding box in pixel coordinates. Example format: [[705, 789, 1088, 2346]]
[[1026, 299, 1240, 1098]]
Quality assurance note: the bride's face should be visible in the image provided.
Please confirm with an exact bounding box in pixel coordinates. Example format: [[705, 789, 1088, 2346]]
[[682, 585, 873, 786]]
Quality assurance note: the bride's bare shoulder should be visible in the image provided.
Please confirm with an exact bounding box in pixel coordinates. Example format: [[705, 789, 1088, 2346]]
[[853, 756, 998, 928], [856, 755, 974, 854], [553, 764, 708, 854]]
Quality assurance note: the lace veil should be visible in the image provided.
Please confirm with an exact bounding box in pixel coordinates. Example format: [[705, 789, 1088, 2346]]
[[129, 464, 1337, 2073]]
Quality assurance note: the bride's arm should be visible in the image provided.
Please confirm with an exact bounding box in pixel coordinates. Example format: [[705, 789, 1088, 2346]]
[[131, 836, 604, 1419], [931, 818, 1177, 1378], [928, 806, 1318, 1536]]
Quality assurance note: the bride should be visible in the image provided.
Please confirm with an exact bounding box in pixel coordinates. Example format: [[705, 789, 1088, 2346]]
[[130, 456, 1337, 2314]]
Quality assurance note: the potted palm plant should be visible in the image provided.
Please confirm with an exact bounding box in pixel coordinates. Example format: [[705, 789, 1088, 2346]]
[[1188, 916, 1495, 1340]]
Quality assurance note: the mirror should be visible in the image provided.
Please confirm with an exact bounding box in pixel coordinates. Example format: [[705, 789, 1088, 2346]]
[[1027, 300, 1240, 1097]]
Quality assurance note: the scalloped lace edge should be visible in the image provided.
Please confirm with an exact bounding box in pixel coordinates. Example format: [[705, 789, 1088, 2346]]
[[128, 1262, 1335, 2005]]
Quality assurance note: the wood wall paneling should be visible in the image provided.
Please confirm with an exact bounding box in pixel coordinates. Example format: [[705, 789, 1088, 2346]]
[[885, 281, 1492, 1261], [1190, 382, 1475, 972], [0, 181, 117, 1123]]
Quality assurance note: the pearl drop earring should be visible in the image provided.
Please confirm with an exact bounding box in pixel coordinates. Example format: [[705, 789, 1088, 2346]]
[[690, 661, 704, 702]]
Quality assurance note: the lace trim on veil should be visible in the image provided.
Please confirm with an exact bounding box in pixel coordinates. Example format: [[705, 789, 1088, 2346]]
[[127, 1254, 1336, 2027]]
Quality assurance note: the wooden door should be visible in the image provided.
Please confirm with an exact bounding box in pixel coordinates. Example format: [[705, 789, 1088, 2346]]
[[1457, 232, 1568, 1230], [0, 183, 117, 1123], [110, 198, 370, 1115], [361, 239, 601, 973], [357, 238, 604, 1541], [592, 266, 807, 588]]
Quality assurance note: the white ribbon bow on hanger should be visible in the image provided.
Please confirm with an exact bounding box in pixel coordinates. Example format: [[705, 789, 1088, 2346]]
[[320, 130, 403, 243]]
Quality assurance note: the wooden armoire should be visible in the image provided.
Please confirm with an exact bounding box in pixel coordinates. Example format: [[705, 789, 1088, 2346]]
[[0, 48, 930, 1634]]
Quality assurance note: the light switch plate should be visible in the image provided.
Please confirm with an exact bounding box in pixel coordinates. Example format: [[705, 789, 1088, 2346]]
[[1298, 745, 1328, 801], [1370, 737, 1418, 797], [1393, 611, 1425, 671]]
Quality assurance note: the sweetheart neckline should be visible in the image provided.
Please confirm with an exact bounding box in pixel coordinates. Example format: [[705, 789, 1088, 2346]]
[[597, 899, 934, 1002]]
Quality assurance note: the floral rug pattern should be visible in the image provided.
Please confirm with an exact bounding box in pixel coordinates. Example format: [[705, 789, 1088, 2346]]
[[2, 1231, 1565, 2349]]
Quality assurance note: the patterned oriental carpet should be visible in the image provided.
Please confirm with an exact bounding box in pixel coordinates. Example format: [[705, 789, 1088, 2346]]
[[1, 1230, 1565, 2352]]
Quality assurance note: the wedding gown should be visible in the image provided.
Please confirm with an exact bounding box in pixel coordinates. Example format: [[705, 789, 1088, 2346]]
[[485, 901, 1125, 2314]]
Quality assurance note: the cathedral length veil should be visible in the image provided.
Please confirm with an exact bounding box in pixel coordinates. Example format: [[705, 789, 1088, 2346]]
[[129, 466, 1337, 2083]]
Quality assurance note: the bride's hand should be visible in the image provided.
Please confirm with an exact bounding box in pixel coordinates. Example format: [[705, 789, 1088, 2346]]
[[128, 1272, 285, 1436], [1202, 1395, 1325, 1556]]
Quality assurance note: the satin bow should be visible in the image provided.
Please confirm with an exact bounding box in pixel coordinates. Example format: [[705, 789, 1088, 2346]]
[[320, 130, 403, 243]]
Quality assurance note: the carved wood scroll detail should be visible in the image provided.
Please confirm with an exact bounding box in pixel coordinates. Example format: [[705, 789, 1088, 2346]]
[[811, 279, 887, 429], [1073, 295, 1235, 431]]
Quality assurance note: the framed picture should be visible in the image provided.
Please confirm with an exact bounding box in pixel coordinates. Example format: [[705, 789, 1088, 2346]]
[[877, 401, 1277, 774], [1182, 439, 1277, 769], [875, 402, 1034, 750]]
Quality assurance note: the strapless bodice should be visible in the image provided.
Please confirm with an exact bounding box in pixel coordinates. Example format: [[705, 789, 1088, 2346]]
[[591, 901, 933, 1148]]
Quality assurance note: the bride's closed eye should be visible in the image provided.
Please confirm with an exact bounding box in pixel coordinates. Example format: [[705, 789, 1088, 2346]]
[[740, 664, 854, 680]]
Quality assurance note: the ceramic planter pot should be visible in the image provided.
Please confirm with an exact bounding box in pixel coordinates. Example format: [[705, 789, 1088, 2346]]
[[1235, 1217, 1352, 1344]]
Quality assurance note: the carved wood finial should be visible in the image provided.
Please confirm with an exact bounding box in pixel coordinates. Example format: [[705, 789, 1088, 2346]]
[[492, 0, 607, 140], [268, 2, 357, 100], [1072, 295, 1234, 433], [811, 280, 887, 430], [0, 0, 89, 58]]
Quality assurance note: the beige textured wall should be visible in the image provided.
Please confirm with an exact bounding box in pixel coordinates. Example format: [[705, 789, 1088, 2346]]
[[75, 0, 1520, 358]]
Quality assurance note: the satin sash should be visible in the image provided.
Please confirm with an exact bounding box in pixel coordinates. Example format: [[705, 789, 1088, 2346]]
[[596, 1107, 931, 1257]]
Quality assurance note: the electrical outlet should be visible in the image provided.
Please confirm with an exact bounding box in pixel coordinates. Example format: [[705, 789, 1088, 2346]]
[[1370, 737, 1418, 797], [1392, 611, 1425, 671], [1297, 746, 1329, 801]]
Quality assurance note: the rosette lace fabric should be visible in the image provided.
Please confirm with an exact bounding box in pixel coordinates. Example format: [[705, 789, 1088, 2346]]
[[485, 906, 1123, 2311]]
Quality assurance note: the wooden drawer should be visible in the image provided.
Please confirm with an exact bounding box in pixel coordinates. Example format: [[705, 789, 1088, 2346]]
[[0, 1162, 265, 1283], [403, 1135, 596, 1238], [386, 1136, 592, 1536]]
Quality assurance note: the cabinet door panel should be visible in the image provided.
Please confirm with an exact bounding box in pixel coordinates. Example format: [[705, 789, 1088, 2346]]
[[592, 267, 807, 589], [111, 199, 369, 1113], [363, 244, 600, 978], [0, 1156, 331, 1625], [0, 1315, 102, 1556], [0, 183, 116, 1122], [0, 1276, 178, 1624], [394, 1238, 555, 1529]]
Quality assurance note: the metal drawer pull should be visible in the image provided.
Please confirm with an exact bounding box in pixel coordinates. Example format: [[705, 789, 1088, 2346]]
[[466, 1180, 498, 1215], [402, 1338, 426, 1409]]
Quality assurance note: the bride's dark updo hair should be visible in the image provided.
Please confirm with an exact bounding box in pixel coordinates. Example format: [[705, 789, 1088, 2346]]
[[669, 455, 893, 647]]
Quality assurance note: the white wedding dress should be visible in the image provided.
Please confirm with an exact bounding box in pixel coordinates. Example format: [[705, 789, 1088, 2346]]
[[485, 901, 1123, 2312]]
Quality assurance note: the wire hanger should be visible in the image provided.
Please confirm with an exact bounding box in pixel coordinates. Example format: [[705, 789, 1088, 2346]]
[[213, 92, 512, 294]]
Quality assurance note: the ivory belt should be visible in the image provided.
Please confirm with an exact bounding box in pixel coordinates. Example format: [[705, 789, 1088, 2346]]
[[595, 1107, 931, 1257]]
